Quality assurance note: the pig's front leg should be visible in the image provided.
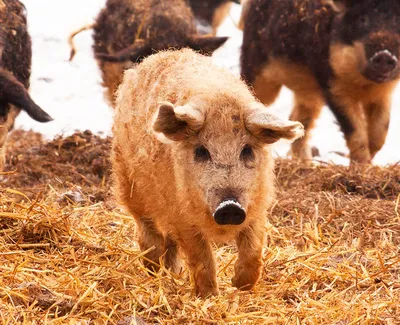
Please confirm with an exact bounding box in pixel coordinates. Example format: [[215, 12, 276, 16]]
[[179, 230, 218, 298], [232, 223, 264, 290], [325, 90, 371, 164]]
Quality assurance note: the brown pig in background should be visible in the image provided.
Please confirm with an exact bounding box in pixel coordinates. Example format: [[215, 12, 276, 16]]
[[112, 49, 304, 297], [241, 0, 400, 164]]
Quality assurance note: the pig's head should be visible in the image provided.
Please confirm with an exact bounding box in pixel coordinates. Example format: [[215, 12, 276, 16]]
[[330, 0, 400, 83], [0, 69, 52, 167], [152, 98, 303, 226], [95, 9, 227, 64]]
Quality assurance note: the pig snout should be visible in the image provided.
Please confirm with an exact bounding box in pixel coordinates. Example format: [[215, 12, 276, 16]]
[[213, 199, 246, 225], [366, 50, 398, 82], [370, 50, 398, 72]]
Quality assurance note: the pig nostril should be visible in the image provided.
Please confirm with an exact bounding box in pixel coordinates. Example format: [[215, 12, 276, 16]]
[[373, 56, 383, 64], [213, 200, 246, 225], [385, 57, 396, 67]]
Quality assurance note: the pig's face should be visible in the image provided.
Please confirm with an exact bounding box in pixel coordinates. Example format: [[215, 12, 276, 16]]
[[0, 70, 52, 170], [153, 98, 303, 226], [332, 1, 400, 83]]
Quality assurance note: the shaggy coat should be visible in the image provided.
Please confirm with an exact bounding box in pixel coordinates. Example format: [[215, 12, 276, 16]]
[[188, 0, 240, 35], [0, 0, 51, 169], [112, 49, 303, 297], [92, 0, 228, 105], [241, 0, 400, 163]]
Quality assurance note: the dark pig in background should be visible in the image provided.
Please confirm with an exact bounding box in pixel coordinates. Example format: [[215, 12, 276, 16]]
[[92, 0, 228, 105], [241, 0, 400, 164], [0, 0, 52, 170]]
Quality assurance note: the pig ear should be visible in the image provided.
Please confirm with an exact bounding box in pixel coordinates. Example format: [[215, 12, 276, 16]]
[[187, 35, 228, 55], [245, 103, 304, 144], [0, 70, 52, 122], [95, 39, 151, 63], [153, 102, 205, 141]]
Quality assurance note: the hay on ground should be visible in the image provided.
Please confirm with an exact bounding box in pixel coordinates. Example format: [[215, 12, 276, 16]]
[[0, 130, 399, 324]]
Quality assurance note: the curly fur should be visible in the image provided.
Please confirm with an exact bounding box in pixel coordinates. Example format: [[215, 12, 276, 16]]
[[112, 49, 303, 297]]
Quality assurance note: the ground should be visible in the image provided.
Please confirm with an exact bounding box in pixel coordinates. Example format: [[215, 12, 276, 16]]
[[1, 131, 399, 324], [1, 1, 400, 324]]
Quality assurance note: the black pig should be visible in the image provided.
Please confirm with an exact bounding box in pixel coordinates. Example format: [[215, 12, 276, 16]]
[[0, 0, 52, 169], [241, 0, 400, 163], [93, 0, 228, 105]]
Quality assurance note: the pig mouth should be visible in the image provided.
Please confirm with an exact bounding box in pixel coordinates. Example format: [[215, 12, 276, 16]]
[[213, 199, 246, 225], [363, 69, 397, 83]]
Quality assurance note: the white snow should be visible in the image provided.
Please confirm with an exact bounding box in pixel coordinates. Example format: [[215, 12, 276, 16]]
[[16, 2, 400, 166]]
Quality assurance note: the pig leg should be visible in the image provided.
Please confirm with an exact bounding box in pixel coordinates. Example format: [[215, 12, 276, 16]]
[[179, 230, 218, 297], [289, 93, 323, 159], [241, 34, 282, 105], [0, 106, 20, 170], [365, 100, 391, 160], [136, 217, 166, 272], [232, 223, 264, 290], [251, 66, 282, 106], [164, 235, 182, 273], [326, 94, 371, 164]]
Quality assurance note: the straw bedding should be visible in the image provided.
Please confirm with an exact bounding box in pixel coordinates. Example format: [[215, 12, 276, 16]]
[[1, 130, 399, 324]]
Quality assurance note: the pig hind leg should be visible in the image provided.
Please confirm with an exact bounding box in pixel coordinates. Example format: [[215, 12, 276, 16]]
[[251, 64, 282, 106], [289, 92, 323, 160], [241, 28, 282, 105]]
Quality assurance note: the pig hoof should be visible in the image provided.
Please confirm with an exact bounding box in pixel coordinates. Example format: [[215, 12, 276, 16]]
[[232, 267, 260, 291], [195, 285, 219, 298], [142, 260, 161, 274], [232, 275, 256, 291]]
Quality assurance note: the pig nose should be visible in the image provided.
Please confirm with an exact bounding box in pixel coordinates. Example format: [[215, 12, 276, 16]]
[[213, 199, 246, 225], [370, 50, 398, 73]]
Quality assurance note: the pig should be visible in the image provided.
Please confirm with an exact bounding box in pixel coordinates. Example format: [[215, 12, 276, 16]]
[[112, 48, 304, 297], [188, 0, 240, 35], [241, 0, 400, 164], [0, 0, 52, 169], [92, 0, 228, 106]]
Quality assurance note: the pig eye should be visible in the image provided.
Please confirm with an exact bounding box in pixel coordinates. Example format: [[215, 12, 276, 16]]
[[194, 145, 211, 162], [240, 145, 254, 162]]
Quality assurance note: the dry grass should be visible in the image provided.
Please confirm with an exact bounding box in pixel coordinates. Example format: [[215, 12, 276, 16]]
[[1, 130, 399, 324]]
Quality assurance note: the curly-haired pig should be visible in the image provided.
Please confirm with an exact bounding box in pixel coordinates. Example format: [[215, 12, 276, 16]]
[[0, 0, 52, 169], [112, 49, 304, 297], [241, 0, 400, 163]]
